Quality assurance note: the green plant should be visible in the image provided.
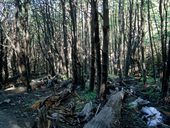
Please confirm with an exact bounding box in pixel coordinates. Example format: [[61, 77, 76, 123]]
[[80, 91, 97, 102], [146, 76, 155, 84], [75, 91, 96, 112]]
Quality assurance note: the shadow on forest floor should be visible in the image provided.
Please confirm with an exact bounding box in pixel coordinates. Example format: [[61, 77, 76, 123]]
[[0, 84, 52, 128], [0, 76, 170, 128]]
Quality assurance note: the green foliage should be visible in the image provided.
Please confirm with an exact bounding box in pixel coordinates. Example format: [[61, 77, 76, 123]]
[[146, 76, 155, 84], [142, 87, 161, 102], [75, 91, 96, 112], [140, 76, 155, 85], [80, 91, 97, 103]]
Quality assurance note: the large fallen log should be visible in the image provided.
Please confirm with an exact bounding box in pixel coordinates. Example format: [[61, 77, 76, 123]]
[[84, 91, 124, 128]]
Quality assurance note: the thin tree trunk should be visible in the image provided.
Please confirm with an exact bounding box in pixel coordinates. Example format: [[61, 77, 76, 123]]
[[89, 0, 96, 91], [4, 40, 9, 81], [61, 0, 69, 78], [84, 2, 89, 76], [147, 0, 156, 83], [0, 23, 4, 86], [118, 0, 123, 79], [94, 1, 101, 95], [140, 0, 146, 85]]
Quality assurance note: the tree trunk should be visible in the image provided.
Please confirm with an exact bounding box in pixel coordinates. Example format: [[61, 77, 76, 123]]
[[159, 0, 167, 97], [101, 0, 110, 99], [124, 0, 133, 77], [147, 0, 156, 83], [165, 39, 170, 88], [94, 1, 101, 95], [61, 0, 69, 78], [23, 0, 31, 90], [160, 0, 169, 97], [69, 0, 79, 91], [89, 0, 96, 91], [140, 0, 146, 85], [0, 23, 4, 86], [117, 0, 124, 79], [4, 40, 9, 81], [14, 0, 32, 91]]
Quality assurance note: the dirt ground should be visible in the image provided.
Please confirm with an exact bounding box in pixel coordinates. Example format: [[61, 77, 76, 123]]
[[0, 87, 52, 128]]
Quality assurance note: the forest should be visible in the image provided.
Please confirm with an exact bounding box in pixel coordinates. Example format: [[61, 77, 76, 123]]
[[0, 0, 170, 128]]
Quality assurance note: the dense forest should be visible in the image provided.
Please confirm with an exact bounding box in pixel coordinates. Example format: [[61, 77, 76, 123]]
[[0, 0, 170, 128]]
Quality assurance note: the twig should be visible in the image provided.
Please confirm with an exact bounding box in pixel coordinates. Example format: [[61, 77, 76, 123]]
[[95, 103, 101, 116]]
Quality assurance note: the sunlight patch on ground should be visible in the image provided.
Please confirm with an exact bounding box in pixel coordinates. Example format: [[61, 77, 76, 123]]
[[5, 86, 27, 93]]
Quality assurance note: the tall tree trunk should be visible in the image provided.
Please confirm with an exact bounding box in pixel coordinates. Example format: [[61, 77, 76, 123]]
[[69, 0, 79, 91], [84, 2, 89, 77], [124, 0, 133, 77], [94, 1, 101, 95], [117, 0, 124, 79], [147, 0, 156, 83], [23, 0, 31, 90], [61, 0, 69, 78], [159, 0, 167, 97], [14, 0, 31, 91], [101, 0, 109, 100], [160, 0, 168, 97], [89, 0, 96, 91], [140, 0, 146, 85]]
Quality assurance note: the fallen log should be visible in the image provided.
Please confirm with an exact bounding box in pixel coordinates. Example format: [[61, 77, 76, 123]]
[[84, 91, 124, 128], [78, 102, 93, 122]]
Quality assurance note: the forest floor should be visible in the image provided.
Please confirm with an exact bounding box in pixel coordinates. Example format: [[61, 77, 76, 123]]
[[0, 77, 170, 128], [0, 86, 52, 128]]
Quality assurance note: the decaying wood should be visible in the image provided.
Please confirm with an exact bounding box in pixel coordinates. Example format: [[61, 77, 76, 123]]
[[84, 91, 124, 128], [31, 88, 72, 110], [30, 79, 44, 90], [78, 102, 93, 121]]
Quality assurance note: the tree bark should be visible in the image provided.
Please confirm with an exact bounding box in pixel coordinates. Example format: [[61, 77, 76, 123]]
[[159, 0, 167, 97], [89, 0, 96, 91], [140, 0, 146, 85], [101, 0, 110, 99], [69, 0, 79, 91], [94, 1, 101, 95], [124, 0, 133, 77], [0, 23, 4, 86], [84, 91, 124, 128], [61, 0, 69, 78], [4, 40, 9, 81], [147, 0, 156, 83]]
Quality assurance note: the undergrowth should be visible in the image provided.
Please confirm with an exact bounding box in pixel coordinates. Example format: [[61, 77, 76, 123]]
[[76, 90, 96, 112]]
